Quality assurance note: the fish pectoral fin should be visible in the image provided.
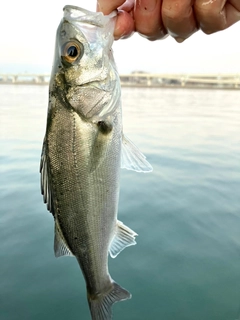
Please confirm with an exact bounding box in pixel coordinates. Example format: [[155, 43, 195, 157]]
[[54, 220, 74, 258], [109, 220, 138, 258], [88, 281, 131, 320], [121, 134, 153, 173], [89, 124, 111, 172]]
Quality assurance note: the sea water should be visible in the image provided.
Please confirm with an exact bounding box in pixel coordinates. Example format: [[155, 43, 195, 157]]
[[1, 85, 240, 320]]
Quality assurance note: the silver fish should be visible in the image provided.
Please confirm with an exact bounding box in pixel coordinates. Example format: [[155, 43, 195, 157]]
[[40, 5, 152, 320]]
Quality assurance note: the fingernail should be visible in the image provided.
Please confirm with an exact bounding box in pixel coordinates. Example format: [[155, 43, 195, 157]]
[[175, 37, 185, 43], [120, 31, 135, 40], [138, 29, 168, 41], [114, 29, 134, 40]]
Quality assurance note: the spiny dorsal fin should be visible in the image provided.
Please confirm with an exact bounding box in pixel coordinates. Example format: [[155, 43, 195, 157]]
[[109, 220, 138, 258]]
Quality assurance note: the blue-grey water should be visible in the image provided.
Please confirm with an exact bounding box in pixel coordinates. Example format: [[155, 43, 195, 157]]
[[1, 85, 240, 320]]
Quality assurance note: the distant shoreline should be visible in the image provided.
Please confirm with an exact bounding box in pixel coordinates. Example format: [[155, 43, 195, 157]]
[[0, 73, 239, 90], [0, 81, 239, 90]]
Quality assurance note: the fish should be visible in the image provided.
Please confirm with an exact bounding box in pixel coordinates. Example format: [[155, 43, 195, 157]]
[[40, 5, 152, 320]]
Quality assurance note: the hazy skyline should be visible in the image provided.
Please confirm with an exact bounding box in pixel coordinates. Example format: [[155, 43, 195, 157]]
[[1, 0, 240, 74]]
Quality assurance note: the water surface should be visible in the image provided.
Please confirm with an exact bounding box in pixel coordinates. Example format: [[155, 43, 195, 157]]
[[1, 85, 240, 320]]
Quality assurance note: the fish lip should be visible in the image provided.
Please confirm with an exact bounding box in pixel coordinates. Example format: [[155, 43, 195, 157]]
[[74, 81, 113, 93], [63, 5, 93, 16], [63, 5, 117, 27]]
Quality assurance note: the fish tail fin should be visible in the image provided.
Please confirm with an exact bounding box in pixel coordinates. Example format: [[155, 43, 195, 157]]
[[87, 281, 131, 320]]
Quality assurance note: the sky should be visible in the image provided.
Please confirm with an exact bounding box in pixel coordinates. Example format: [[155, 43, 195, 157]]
[[1, 0, 240, 75]]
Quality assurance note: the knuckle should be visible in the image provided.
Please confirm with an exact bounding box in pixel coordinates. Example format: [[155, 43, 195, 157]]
[[162, 2, 191, 21], [162, 7, 181, 21], [195, 3, 227, 33]]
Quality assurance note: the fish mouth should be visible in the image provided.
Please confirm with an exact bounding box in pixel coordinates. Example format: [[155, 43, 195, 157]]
[[80, 80, 114, 91], [63, 5, 117, 27]]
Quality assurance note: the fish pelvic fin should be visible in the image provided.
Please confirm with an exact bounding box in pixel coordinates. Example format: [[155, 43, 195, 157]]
[[88, 281, 131, 320], [109, 220, 138, 258], [121, 134, 153, 173]]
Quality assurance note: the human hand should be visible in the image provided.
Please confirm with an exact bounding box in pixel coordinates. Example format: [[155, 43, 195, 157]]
[[97, 0, 135, 39], [97, 0, 240, 42]]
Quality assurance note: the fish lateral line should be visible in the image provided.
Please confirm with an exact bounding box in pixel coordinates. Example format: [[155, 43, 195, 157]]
[[40, 5, 143, 320]]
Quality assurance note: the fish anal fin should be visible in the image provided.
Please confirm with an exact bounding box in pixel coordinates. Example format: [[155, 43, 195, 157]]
[[121, 134, 153, 173], [109, 220, 138, 258], [88, 281, 131, 320], [54, 220, 74, 258]]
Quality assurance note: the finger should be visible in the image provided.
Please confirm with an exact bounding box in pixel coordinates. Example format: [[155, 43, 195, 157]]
[[134, 0, 168, 40], [194, 0, 240, 34], [162, 0, 199, 42], [118, 0, 135, 12], [97, 0, 126, 14], [114, 10, 135, 39]]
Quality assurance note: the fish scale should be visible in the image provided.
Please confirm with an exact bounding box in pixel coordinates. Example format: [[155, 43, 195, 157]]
[[40, 5, 152, 320]]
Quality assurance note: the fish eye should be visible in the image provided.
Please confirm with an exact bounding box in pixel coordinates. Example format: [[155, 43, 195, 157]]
[[61, 41, 82, 63]]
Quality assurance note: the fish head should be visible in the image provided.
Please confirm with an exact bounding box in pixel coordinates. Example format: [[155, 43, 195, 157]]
[[50, 6, 120, 120]]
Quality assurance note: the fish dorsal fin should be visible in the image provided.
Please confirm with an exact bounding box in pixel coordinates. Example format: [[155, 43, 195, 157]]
[[121, 135, 153, 173], [40, 139, 55, 216], [54, 220, 74, 258], [109, 220, 138, 258]]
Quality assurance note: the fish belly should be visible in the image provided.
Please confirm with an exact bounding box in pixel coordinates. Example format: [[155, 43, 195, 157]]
[[45, 100, 130, 320], [47, 101, 120, 289]]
